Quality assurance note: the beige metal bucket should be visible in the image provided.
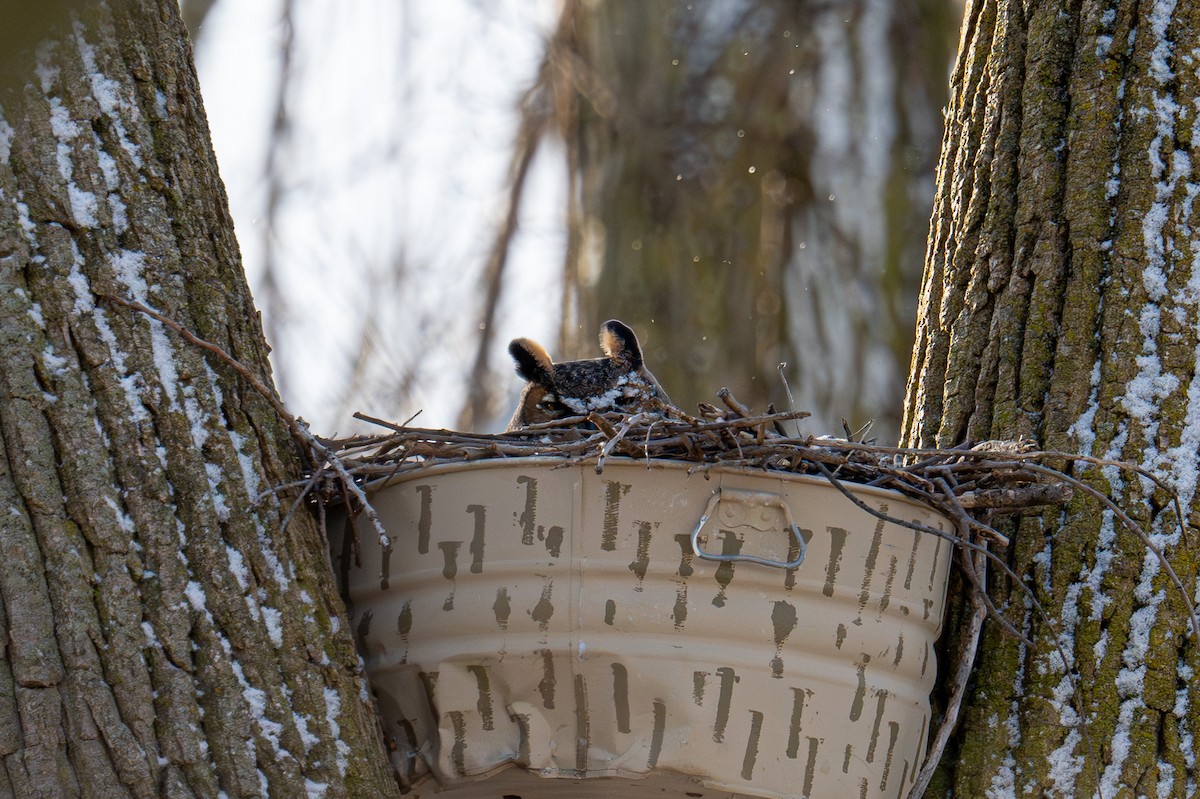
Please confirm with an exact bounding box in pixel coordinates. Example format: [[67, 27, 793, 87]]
[[335, 457, 953, 798]]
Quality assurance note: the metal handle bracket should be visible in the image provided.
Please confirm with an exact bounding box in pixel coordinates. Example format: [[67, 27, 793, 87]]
[[691, 488, 807, 569]]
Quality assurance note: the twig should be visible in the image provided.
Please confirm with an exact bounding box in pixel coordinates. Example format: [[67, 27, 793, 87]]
[[103, 293, 392, 546]]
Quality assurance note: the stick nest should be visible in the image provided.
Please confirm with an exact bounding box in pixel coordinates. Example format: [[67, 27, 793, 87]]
[[318, 389, 1081, 548]]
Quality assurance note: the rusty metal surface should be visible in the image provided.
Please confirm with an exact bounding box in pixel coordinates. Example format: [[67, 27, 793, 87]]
[[335, 458, 953, 798]]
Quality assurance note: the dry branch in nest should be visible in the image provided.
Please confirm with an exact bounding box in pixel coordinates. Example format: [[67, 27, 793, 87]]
[[318, 392, 1075, 550]]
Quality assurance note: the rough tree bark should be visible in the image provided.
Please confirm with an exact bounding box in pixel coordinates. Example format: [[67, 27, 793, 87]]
[[904, 1, 1199, 796], [0, 2, 397, 796]]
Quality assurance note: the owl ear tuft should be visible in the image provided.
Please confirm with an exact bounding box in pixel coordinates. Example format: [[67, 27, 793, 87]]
[[508, 338, 556, 387], [598, 319, 643, 368]]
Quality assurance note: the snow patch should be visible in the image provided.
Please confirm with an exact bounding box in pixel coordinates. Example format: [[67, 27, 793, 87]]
[[323, 687, 350, 776], [261, 604, 283, 648], [0, 109, 12, 165], [232, 660, 282, 754], [184, 581, 207, 612], [46, 96, 98, 229], [74, 20, 143, 168], [227, 546, 249, 590]]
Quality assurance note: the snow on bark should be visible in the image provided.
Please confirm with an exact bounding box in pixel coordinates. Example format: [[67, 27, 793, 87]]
[[0, 3, 395, 795], [904, 1, 1200, 794]]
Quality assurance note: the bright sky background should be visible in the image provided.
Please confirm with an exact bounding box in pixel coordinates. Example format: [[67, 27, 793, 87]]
[[195, 0, 565, 433]]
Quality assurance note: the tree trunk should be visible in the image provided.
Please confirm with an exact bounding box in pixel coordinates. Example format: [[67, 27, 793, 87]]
[[0, 3, 397, 796], [904, 1, 1200, 796]]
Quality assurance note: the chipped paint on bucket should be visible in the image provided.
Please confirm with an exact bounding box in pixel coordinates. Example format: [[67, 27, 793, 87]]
[[334, 458, 953, 798]]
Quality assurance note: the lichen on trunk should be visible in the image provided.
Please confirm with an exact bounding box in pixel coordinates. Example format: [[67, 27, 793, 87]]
[[904, 1, 1200, 796], [0, 2, 396, 796]]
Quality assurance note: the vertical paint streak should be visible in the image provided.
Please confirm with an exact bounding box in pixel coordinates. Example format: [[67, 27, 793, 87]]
[[912, 714, 928, 782], [574, 674, 589, 773], [603, 598, 616, 625], [543, 525, 564, 558], [850, 654, 871, 721], [673, 533, 694, 577], [437, 541, 461, 610], [601, 480, 631, 551], [893, 632, 904, 667], [513, 711, 531, 764], [741, 710, 764, 780], [784, 528, 812, 591], [538, 649, 555, 709], [628, 520, 655, 590], [516, 475, 537, 545], [867, 689, 889, 762], [927, 535, 943, 591], [836, 623, 847, 649], [356, 609, 373, 645], [898, 761, 911, 797], [712, 532, 742, 607], [693, 671, 707, 705], [380, 537, 392, 590], [466, 504, 486, 574], [878, 554, 898, 613], [612, 662, 631, 734], [802, 737, 819, 798], [397, 601, 412, 662], [419, 671, 438, 708], [880, 720, 900, 791], [921, 640, 930, 677], [770, 600, 798, 678], [467, 665, 494, 731], [415, 484, 433, 554], [438, 541, 461, 580], [857, 514, 887, 618], [787, 687, 808, 758], [843, 743, 853, 773], [492, 588, 510, 630], [449, 710, 467, 775], [672, 582, 688, 630], [531, 579, 554, 634], [713, 666, 738, 742], [859, 777, 869, 798], [648, 700, 666, 768], [824, 526, 849, 597], [903, 528, 921, 589]]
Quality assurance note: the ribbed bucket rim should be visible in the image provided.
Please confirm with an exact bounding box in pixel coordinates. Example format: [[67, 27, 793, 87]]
[[364, 454, 948, 518]]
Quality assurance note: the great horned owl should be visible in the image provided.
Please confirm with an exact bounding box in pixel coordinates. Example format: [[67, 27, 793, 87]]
[[506, 319, 670, 430]]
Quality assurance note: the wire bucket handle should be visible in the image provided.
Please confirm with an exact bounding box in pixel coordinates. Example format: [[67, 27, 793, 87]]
[[691, 488, 807, 570]]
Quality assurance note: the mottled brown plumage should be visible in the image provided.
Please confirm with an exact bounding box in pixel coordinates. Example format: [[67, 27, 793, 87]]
[[506, 320, 670, 430]]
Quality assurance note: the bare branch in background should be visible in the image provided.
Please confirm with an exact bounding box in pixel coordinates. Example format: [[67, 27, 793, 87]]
[[456, 26, 561, 431]]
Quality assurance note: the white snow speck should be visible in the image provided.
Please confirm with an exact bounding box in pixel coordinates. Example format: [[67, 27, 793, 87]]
[[323, 687, 350, 776], [261, 604, 283, 648], [184, 581, 207, 612], [227, 546, 249, 590], [205, 463, 230, 521]]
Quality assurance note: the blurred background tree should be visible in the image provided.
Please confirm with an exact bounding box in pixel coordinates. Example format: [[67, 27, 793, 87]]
[[186, 0, 961, 441]]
